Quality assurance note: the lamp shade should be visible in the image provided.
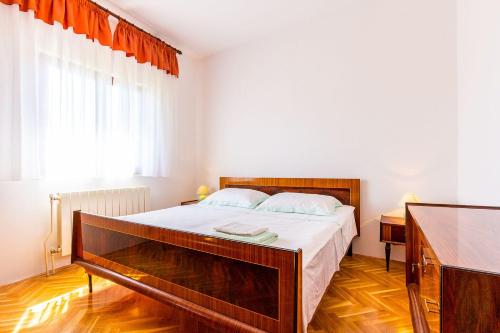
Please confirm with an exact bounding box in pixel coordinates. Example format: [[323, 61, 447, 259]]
[[399, 192, 420, 208], [197, 185, 209, 200]]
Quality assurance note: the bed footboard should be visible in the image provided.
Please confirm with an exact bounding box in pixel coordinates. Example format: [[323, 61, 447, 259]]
[[72, 211, 302, 333]]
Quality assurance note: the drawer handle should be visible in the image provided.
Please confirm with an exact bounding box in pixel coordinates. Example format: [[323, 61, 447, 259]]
[[422, 254, 434, 273], [423, 297, 440, 313]]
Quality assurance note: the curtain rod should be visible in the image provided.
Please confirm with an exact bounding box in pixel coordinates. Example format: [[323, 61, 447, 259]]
[[89, 0, 183, 55]]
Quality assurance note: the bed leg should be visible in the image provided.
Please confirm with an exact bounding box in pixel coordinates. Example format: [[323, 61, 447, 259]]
[[347, 244, 353, 256], [88, 273, 93, 293]]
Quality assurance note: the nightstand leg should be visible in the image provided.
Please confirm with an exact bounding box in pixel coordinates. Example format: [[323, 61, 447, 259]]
[[385, 243, 391, 271], [88, 274, 93, 293]]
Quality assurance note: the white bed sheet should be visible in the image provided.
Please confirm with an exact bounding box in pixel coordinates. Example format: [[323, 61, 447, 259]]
[[120, 204, 357, 329]]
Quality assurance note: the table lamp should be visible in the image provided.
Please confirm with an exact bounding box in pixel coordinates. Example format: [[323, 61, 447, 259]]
[[197, 185, 209, 201], [399, 192, 420, 208]]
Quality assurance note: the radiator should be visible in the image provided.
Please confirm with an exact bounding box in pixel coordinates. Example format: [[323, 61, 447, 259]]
[[51, 187, 150, 257]]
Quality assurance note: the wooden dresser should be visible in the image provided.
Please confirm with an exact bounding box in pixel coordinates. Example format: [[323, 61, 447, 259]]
[[406, 203, 500, 333]]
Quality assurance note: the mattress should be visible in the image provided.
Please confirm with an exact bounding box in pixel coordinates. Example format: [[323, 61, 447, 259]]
[[120, 204, 357, 329]]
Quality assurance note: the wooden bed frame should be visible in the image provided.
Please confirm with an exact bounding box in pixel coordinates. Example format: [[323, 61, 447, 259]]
[[72, 177, 360, 333]]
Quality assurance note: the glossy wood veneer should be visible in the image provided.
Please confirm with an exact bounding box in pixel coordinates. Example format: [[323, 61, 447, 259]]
[[73, 211, 300, 332], [220, 177, 360, 236], [81, 223, 280, 318], [408, 204, 500, 274], [406, 203, 500, 333]]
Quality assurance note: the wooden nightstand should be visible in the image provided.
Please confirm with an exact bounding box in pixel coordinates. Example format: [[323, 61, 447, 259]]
[[181, 200, 199, 206], [380, 209, 405, 271]]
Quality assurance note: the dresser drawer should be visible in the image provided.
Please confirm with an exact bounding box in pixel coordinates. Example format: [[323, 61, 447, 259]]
[[418, 232, 441, 332]]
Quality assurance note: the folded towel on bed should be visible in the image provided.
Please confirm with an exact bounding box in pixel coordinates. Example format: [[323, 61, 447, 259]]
[[213, 231, 278, 245], [214, 222, 268, 236]]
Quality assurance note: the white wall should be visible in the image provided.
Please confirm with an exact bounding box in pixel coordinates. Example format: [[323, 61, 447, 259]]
[[457, 0, 500, 204], [200, 0, 458, 260], [4, 0, 482, 285], [0, 55, 202, 286]]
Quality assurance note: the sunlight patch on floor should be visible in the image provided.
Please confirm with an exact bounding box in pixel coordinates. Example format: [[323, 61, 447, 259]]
[[14, 286, 86, 333], [13, 279, 114, 333]]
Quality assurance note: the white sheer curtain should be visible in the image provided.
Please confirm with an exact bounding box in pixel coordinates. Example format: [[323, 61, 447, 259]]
[[0, 5, 177, 180]]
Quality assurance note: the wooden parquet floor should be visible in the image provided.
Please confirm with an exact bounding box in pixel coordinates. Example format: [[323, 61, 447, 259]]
[[0, 255, 412, 333], [308, 256, 412, 333]]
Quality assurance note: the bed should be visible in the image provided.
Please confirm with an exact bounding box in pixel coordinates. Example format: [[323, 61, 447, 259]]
[[72, 177, 360, 332]]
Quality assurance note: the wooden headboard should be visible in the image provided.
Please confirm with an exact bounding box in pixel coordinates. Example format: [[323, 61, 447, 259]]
[[220, 177, 360, 236]]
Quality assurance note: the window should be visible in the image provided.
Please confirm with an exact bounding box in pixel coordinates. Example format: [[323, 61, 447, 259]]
[[0, 7, 176, 180], [38, 54, 157, 178]]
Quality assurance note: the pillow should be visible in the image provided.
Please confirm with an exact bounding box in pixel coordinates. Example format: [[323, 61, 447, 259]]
[[256, 192, 342, 216], [199, 188, 270, 209]]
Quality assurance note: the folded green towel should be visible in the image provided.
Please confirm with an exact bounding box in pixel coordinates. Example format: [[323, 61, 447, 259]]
[[213, 231, 278, 245]]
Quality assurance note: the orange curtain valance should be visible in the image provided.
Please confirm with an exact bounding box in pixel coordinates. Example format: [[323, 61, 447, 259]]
[[1, 0, 179, 77], [1, 0, 112, 46], [113, 20, 179, 77]]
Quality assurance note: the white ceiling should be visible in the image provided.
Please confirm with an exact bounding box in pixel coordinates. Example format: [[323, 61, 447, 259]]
[[103, 0, 336, 58]]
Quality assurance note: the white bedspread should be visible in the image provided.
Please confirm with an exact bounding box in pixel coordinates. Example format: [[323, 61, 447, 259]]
[[120, 204, 357, 329]]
